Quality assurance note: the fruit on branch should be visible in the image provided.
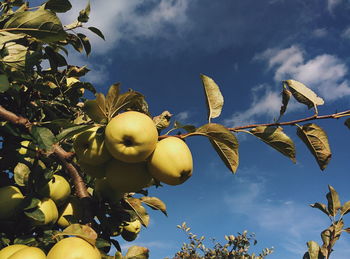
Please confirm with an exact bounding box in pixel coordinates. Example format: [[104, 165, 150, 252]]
[[79, 162, 106, 179], [57, 197, 82, 228], [105, 111, 158, 163], [47, 237, 101, 259], [121, 219, 142, 242], [38, 175, 71, 206], [0, 244, 28, 259], [105, 159, 153, 192], [94, 177, 124, 202], [17, 141, 38, 157], [7, 247, 46, 259], [73, 127, 111, 166], [33, 198, 58, 225], [148, 137, 193, 185], [0, 186, 24, 220]]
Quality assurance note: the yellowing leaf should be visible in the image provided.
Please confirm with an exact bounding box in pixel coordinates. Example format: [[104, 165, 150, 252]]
[[125, 198, 150, 227], [58, 224, 98, 246], [340, 200, 350, 216], [310, 202, 329, 216], [125, 245, 149, 259], [140, 196, 167, 216], [279, 85, 292, 118], [201, 74, 224, 122], [297, 123, 331, 170], [284, 80, 324, 109], [249, 126, 296, 163], [326, 185, 341, 217], [306, 241, 321, 259]]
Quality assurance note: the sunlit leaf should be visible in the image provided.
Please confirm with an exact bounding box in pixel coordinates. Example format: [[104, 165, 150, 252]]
[[296, 123, 331, 170], [310, 202, 329, 216], [200, 74, 224, 122], [125, 246, 149, 259], [306, 240, 320, 259], [140, 196, 167, 216], [14, 162, 30, 186], [250, 126, 296, 163], [340, 200, 350, 216], [125, 198, 150, 227], [58, 224, 98, 245], [284, 80, 324, 110], [326, 185, 341, 217]]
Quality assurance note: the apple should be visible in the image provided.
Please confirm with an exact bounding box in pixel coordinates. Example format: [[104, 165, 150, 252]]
[[147, 137, 193, 185], [57, 197, 82, 228], [73, 126, 111, 166], [17, 140, 38, 157], [0, 186, 24, 220], [105, 159, 153, 192], [0, 244, 28, 259], [79, 162, 106, 179], [94, 177, 124, 202], [33, 198, 58, 225], [105, 111, 158, 163], [8, 247, 46, 259], [38, 175, 71, 205], [121, 220, 141, 242], [47, 237, 101, 259]]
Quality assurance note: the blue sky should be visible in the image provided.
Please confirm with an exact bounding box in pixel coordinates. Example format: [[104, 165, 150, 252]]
[[57, 0, 350, 258]]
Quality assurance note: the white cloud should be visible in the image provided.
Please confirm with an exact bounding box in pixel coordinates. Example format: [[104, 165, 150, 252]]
[[341, 26, 350, 40], [312, 28, 328, 38], [61, 0, 190, 55], [327, 0, 343, 12], [175, 111, 190, 122]]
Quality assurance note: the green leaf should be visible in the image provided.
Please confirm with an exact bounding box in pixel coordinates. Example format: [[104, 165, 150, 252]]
[[326, 185, 341, 217], [78, 1, 90, 23], [44, 0, 72, 13], [112, 91, 149, 117], [296, 123, 331, 170], [24, 208, 45, 223], [306, 241, 320, 259], [3, 9, 67, 42], [105, 83, 121, 119], [0, 74, 10, 92], [88, 26, 105, 40], [249, 126, 296, 163], [340, 200, 350, 216], [125, 246, 149, 259], [44, 46, 67, 68], [284, 80, 324, 110], [125, 198, 150, 227], [31, 126, 57, 151], [59, 224, 98, 246], [1, 42, 28, 70], [279, 85, 292, 118], [77, 33, 91, 56], [140, 196, 167, 216], [67, 33, 83, 53], [83, 100, 107, 123], [22, 197, 41, 210], [56, 124, 94, 142], [0, 31, 26, 46], [200, 74, 224, 122], [310, 202, 329, 216], [193, 123, 239, 173], [14, 162, 30, 186], [173, 121, 196, 133]]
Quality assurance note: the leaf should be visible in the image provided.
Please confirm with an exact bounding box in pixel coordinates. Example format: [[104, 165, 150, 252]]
[[67, 33, 83, 53], [44, 46, 67, 69], [310, 203, 329, 216], [296, 123, 331, 170], [173, 121, 196, 133], [14, 162, 30, 186], [105, 83, 121, 119], [344, 118, 350, 129], [125, 198, 150, 227], [31, 126, 57, 151], [0, 31, 26, 46], [193, 123, 239, 173], [112, 91, 148, 117], [78, 1, 90, 23], [96, 93, 107, 117], [125, 246, 149, 259], [340, 200, 350, 216], [77, 33, 91, 56], [24, 208, 45, 223], [88, 26, 105, 40], [284, 80, 324, 109], [326, 185, 341, 217], [249, 126, 296, 163], [0, 74, 10, 92], [58, 224, 98, 246], [56, 124, 94, 142], [306, 240, 320, 259], [3, 9, 67, 42], [140, 196, 167, 216], [153, 111, 172, 132], [44, 0, 72, 13], [200, 74, 224, 122], [2, 42, 28, 70], [22, 197, 41, 210], [279, 85, 292, 118]]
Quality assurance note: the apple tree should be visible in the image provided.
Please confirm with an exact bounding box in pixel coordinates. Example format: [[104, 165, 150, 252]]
[[1, 1, 350, 259]]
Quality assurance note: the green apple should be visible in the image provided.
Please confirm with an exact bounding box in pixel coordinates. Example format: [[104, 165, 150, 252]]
[[94, 177, 124, 202], [105, 111, 158, 163], [8, 247, 46, 259], [147, 137, 193, 185], [38, 175, 71, 205], [79, 162, 106, 179], [0, 244, 28, 259], [105, 159, 153, 192], [0, 186, 24, 220], [121, 220, 141, 242], [33, 198, 59, 225], [73, 126, 111, 166]]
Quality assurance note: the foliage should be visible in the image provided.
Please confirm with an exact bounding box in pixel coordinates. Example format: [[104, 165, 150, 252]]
[[0, 0, 350, 258]]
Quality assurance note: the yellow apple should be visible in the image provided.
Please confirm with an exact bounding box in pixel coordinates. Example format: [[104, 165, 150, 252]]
[[0, 186, 24, 220], [105, 159, 153, 192], [8, 247, 46, 259], [121, 220, 141, 242], [94, 177, 124, 202], [147, 137, 193, 185], [38, 175, 71, 205], [17, 140, 38, 157], [105, 111, 158, 163], [79, 162, 106, 179], [0, 244, 28, 259], [57, 197, 82, 228], [47, 237, 101, 259], [33, 198, 58, 225], [73, 127, 111, 166]]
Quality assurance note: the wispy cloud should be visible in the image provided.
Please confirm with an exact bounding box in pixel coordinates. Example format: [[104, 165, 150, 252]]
[[327, 0, 343, 13], [341, 26, 350, 40], [312, 28, 328, 38]]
